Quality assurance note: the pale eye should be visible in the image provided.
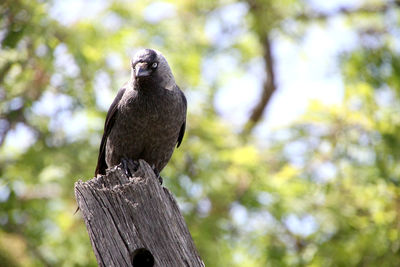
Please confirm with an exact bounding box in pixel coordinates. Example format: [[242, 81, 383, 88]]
[[151, 62, 158, 69]]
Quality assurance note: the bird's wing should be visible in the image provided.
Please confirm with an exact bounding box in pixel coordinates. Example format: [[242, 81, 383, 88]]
[[95, 87, 126, 176], [176, 88, 187, 148]]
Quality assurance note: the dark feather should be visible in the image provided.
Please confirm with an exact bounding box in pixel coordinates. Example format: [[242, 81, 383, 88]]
[[94, 87, 126, 176], [176, 89, 187, 148], [177, 121, 186, 148]]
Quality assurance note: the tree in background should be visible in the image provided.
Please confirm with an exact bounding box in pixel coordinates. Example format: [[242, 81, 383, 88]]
[[1, 0, 400, 266]]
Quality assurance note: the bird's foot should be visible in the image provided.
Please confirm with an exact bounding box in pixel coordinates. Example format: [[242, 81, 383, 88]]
[[121, 158, 139, 178], [74, 206, 80, 215], [151, 165, 163, 185]]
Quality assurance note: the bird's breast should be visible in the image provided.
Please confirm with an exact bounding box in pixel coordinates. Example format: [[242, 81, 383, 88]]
[[105, 89, 184, 170]]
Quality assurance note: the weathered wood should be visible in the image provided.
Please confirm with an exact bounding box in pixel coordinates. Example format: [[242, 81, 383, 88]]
[[74, 159, 204, 267]]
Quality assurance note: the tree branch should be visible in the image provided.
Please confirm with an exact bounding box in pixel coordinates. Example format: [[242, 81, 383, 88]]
[[242, 35, 276, 135], [295, 1, 400, 22], [242, 1, 400, 136]]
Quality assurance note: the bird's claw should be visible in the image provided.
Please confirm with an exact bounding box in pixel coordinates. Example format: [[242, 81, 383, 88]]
[[151, 165, 163, 185], [121, 158, 139, 178], [157, 175, 163, 185]]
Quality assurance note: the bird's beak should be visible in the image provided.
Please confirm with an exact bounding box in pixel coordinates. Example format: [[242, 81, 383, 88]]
[[135, 63, 151, 77]]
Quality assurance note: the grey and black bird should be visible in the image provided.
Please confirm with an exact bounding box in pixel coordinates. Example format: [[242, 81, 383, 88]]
[[95, 49, 187, 179]]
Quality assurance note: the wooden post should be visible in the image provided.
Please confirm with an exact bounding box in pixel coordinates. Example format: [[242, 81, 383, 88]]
[[74, 159, 204, 267]]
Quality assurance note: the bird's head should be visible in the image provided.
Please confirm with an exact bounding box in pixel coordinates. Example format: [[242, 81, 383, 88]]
[[130, 49, 175, 90]]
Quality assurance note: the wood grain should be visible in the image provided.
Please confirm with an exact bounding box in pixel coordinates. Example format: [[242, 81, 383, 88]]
[[75, 160, 204, 267]]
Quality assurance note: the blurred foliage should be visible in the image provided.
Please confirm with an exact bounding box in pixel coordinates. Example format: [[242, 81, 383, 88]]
[[1, 0, 400, 266]]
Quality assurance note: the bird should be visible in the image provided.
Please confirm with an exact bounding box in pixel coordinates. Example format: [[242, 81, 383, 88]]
[[94, 48, 187, 180]]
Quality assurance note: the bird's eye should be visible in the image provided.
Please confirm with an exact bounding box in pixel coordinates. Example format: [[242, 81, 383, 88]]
[[151, 62, 158, 69]]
